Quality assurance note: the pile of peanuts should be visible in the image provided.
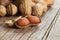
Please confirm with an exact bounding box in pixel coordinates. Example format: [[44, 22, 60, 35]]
[[0, 0, 54, 28]]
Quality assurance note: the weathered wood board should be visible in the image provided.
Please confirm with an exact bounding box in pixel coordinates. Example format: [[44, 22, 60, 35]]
[[47, 10, 60, 40]]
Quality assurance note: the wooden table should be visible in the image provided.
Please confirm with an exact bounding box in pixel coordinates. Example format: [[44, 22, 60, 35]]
[[0, 0, 60, 40]]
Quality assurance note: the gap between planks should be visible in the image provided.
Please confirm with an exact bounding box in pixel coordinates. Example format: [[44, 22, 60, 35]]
[[47, 9, 60, 40], [42, 9, 60, 40]]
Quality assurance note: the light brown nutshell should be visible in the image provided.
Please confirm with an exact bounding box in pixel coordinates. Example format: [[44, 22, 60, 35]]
[[0, 5, 7, 16], [19, 0, 32, 16], [32, 3, 44, 17], [7, 3, 18, 15], [0, 0, 10, 6]]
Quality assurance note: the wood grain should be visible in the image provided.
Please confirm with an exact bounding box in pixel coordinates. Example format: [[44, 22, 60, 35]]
[[28, 8, 59, 40], [42, 9, 60, 40], [47, 10, 60, 40]]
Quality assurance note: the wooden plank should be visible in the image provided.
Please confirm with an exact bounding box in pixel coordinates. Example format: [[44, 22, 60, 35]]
[[0, 27, 31, 40], [47, 11, 60, 40], [28, 4, 60, 40], [19, 26, 38, 40], [28, 0, 60, 40], [0, 29, 20, 40], [8, 27, 31, 40], [42, 9, 60, 40], [0, 27, 13, 39]]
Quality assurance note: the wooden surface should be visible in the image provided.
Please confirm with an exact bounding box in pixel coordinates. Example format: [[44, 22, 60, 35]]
[[0, 0, 60, 40]]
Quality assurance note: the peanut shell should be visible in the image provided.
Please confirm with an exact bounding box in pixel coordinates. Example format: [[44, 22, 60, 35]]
[[0, 5, 7, 16], [0, 0, 10, 6], [7, 3, 18, 15], [19, 0, 32, 16]]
